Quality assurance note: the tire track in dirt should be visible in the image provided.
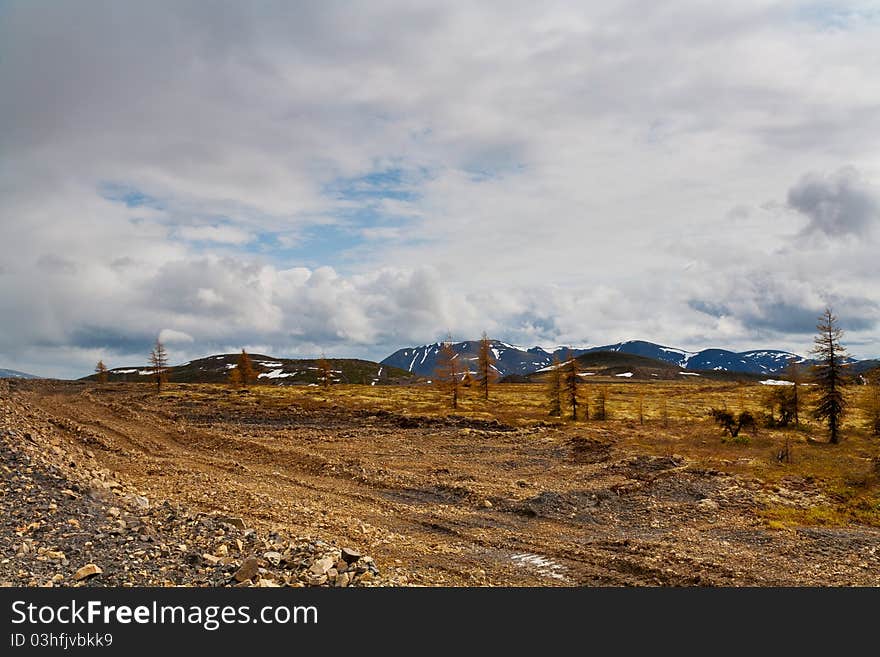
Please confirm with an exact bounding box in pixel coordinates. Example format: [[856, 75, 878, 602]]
[[28, 387, 662, 584], [21, 383, 880, 586]]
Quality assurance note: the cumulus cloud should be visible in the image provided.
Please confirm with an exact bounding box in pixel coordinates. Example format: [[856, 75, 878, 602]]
[[2, 2, 880, 377], [787, 167, 879, 238]]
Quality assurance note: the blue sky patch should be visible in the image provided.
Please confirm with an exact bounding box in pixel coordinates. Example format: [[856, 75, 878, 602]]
[[99, 182, 164, 210]]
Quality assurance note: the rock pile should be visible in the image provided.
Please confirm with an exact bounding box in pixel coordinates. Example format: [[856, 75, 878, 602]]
[[0, 381, 386, 587]]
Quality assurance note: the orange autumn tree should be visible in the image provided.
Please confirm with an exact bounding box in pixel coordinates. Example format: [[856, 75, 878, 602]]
[[434, 339, 464, 409], [94, 360, 109, 384], [236, 349, 255, 388], [477, 332, 499, 401]]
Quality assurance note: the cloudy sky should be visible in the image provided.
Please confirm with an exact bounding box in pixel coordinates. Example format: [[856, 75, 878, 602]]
[[2, 1, 879, 378]]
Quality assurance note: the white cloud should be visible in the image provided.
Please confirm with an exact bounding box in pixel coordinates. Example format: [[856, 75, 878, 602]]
[[1, 2, 879, 377], [175, 225, 255, 245], [158, 329, 194, 344]]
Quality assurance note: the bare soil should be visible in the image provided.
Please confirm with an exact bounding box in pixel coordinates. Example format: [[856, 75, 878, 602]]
[[4, 380, 880, 586]]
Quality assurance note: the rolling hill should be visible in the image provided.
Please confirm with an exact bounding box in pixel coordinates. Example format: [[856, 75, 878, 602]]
[[80, 354, 417, 386], [0, 368, 40, 379], [851, 359, 880, 375], [585, 340, 808, 374], [505, 351, 773, 383]]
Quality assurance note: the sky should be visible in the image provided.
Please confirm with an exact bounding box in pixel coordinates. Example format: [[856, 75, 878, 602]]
[[1, 1, 879, 379]]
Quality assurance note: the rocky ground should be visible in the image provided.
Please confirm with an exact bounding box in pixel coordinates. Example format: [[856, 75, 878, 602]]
[[2, 379, 879, 586], [0, 381, 388, 587]]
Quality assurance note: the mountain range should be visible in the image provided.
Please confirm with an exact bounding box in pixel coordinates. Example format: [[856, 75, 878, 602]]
[[80, 354, 415, 386], [380, 339, 872, 378]]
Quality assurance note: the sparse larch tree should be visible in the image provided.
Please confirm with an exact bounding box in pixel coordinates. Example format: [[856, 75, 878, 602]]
[[562, 351, 580, 420], [435, 339, 463, 410], [236, 349, 255, 388], [784, 358, 804, 427], [867, 371, 880, 438], [810, 308, 850, 444], [593, 386, 608, 421], [317, 353, 332, 389], [94, 360, 108, 384], [581, 385, 590, 422], [477, 332, 498, 401], [148, 339, 168, 394], [228, 367, 242, 389], [546, 354, 562, 417]]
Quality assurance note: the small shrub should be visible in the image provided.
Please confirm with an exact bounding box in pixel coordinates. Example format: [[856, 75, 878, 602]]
[[762, 387, 797, 428], [710, 408, 756, 439]]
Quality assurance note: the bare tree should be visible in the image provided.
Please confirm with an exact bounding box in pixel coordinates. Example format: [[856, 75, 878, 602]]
[[237, 349, 255, 388], [562, 351, 580, 420], [434, 339, 463, 409], [810, 308, 850, 444], [148, 339, 168, 394], [94, 360, 108, 384], [477, 332, 498, 401], [546, 354, 562, 417]]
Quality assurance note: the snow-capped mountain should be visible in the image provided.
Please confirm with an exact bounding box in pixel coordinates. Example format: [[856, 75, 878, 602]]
[[381, 339, 811, 377], [381, 341, 587, 377]]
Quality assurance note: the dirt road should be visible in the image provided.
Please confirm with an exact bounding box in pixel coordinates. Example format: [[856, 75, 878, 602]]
[[8, 381, 880, 585]]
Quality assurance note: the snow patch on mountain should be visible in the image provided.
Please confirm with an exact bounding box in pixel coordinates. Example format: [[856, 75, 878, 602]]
[[383, 339, 817, 378]]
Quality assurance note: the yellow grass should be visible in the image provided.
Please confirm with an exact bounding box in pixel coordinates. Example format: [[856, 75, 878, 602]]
[[159, 379, 880, 528]]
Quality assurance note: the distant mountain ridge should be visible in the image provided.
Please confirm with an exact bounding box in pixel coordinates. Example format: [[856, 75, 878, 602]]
[[512, 350, 782, 383], [381, 341, 566, 378], [0, 368, 40, 379], [381, 339, 831, 378], [583, 340, 809, 375], [80, 354, 416, 386]]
